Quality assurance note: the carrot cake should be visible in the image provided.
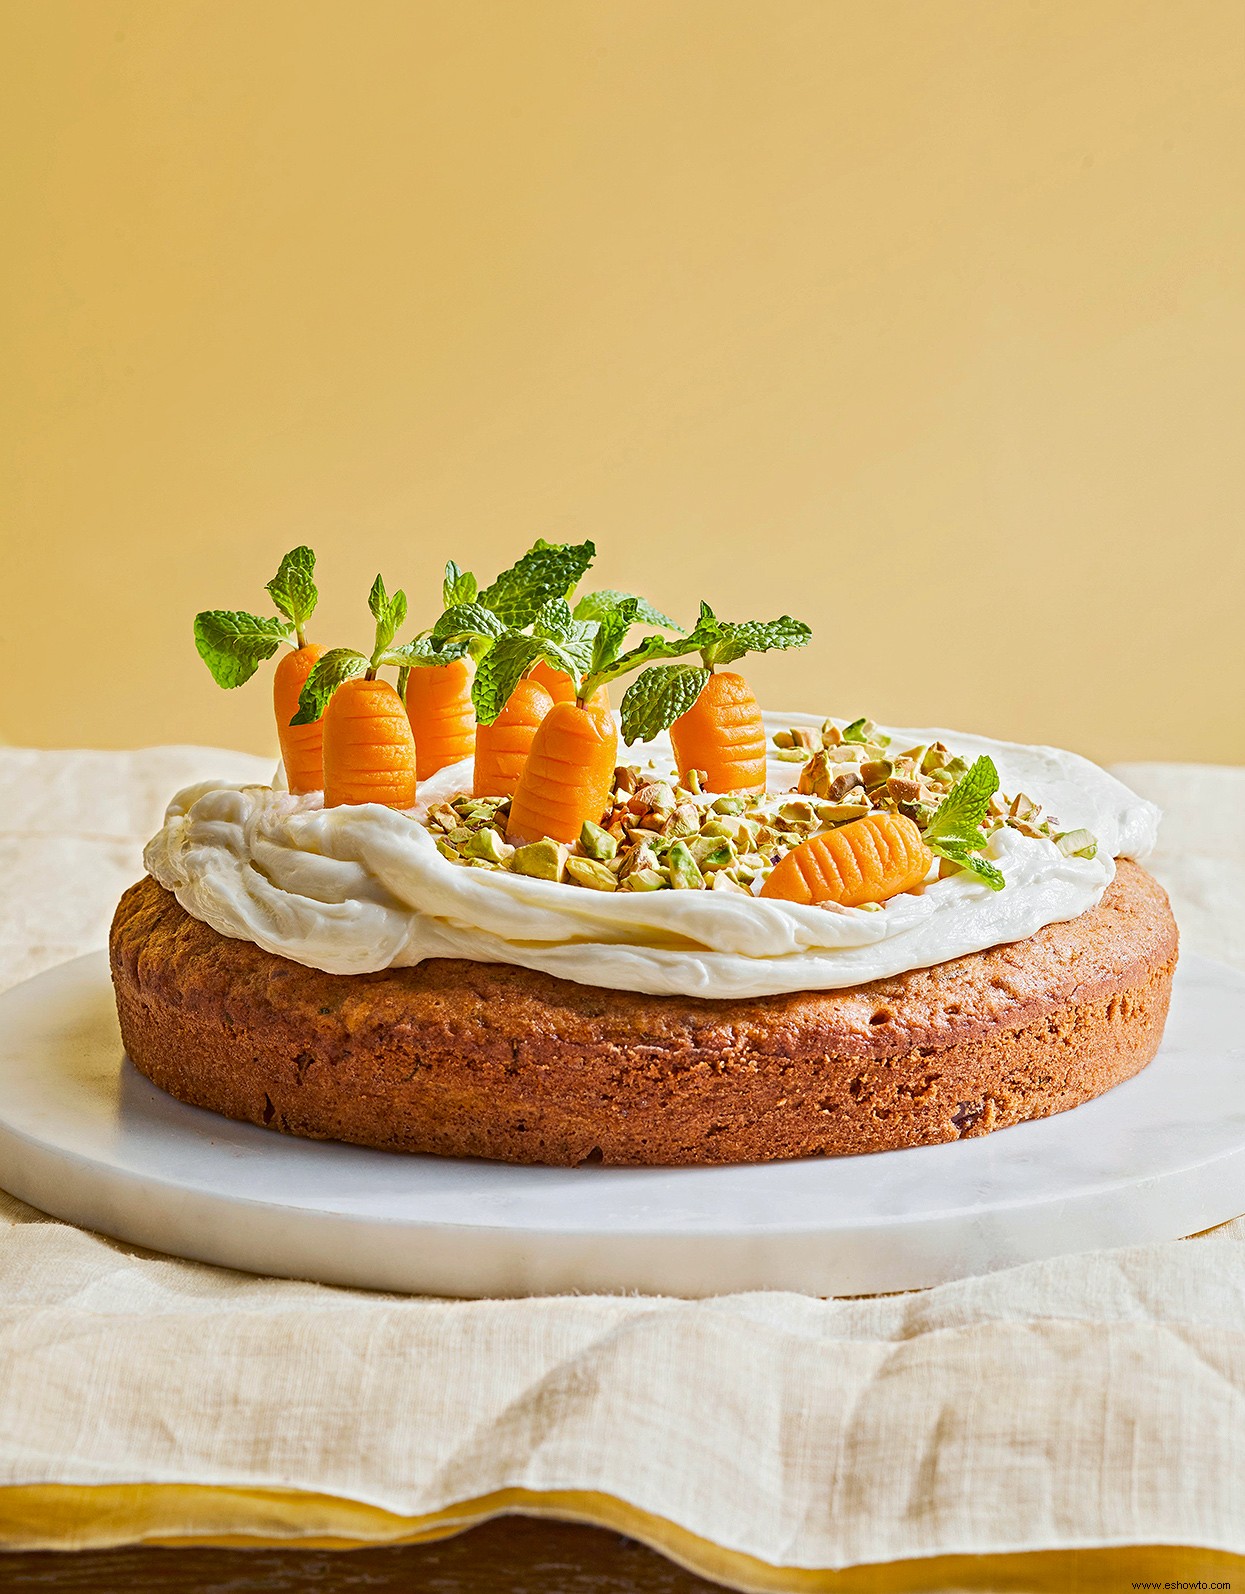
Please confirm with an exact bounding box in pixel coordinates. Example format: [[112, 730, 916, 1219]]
[[110, 543, 1176, 1165]]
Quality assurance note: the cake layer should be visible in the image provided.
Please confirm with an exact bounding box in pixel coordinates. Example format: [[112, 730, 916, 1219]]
[[110, 865, 1177, 1166]]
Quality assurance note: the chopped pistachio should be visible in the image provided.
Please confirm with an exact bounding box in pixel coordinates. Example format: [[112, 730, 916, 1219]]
[[463, 827, 513, 864], [681, 767, 705, 796], [820, 719, 843, 747], [1055, 828, 1098, 859], [566, 857, 618, 891], [710, 794, 748, 815], [447, 826, 476, 848], [776, 746, 811, 763], [664, 802, 700, 838], [612, 765, 640, 795], [466, 857, 501, 870], [510, 839, 569, 881], [860, 760, 893, 789], [887, 775, 922, 804], [635, 781, 676, 814], [689, 834, 735, 870], [579, 819, 618, 860], [619, 841, 661, 877], [710, 871, 750, 894], [434, 838, 459, 861], [623, 867, 667, 891], [815, 800, 870, 824], [666, 839, 705, 889], [778, 798, 817, 826]]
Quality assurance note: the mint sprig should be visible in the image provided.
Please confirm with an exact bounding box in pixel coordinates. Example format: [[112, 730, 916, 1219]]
[[193, 610, 292, 689], [472, 634, 563, 725], [265, 546, 318, 637], [368, 575, 408, 656], [619, 664, 711, 745], [688, 601, 810, 668], [290, 647, 368, 725], [924, 756, 1006, 891], [477, 539, 596, 629], [573, 589, 680, 630], [442, 560, 478, 609]]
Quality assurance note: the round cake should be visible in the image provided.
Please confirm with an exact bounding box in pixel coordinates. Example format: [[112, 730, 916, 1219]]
[[110, 861, 1177, 1166]]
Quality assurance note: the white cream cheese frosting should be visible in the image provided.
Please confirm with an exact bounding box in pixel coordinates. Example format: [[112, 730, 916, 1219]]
[[144, 714, 1160, 1000]]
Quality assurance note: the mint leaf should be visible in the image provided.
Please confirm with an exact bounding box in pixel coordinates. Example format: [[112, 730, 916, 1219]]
[[433, 604, 506, 644], [590, 596, 639, 676], [700, 613, 810, 667], [290, 648, 368, 725], [442, 560, 477, 609], [193, 610, 291, 689], [929, 840, 1006, 891], [367, 575, 408, 657], [471, 634, 551, 725], [619, 665, 710, 745], [478, 539, 596, 628], [925, 756, 1000, 845], [265, 546, 318, 630], [574, 589, 680, 630], [532, 597, 574, 641]]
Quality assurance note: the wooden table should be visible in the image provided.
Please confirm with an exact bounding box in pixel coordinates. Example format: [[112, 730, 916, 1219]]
[[1, 1517, 729, 1591]]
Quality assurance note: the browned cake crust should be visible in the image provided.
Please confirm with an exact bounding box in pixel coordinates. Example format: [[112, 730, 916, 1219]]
[[110, 863, 1178, 1166]]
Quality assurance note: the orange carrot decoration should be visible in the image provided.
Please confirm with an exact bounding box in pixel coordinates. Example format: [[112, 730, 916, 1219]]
[[193, 546, 327, 792], [760, 811, 933, 907], [618, 601, 810, 793], [407, 654, 476, 780], [669, 670, 766, 793], [290, 573, 419, 811], [471, 595, 692, 844], [506, 699, 619, 843], [528, 659, 576, 705], [473, 674, 554, 797], [321, 676, 418, 810]]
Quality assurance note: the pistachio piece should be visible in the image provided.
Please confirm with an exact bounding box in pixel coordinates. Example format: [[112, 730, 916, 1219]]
[[447, 826, 476, 848], [635, 781, 676, 814], [710, 871, 750, 893], [689, 834, 735, 870], [620, 841, 661, 877], [710, 795, 748, 815], [860, 760, 893, 789], [775, 747, 811, 763], [510, 839, 569, 881], [772, 728, 796, 749], [815, 800, 870, 824], [1055, 828, 1098, 859], [623, 867, 667, 891], [663, 802, 700, 838], [666, 839, 705, 889], [778, 798, 817, 826], [887, 775, 922, 804], [566, 857, 618, 891], [434, 838, 459, 861], [820, 719, 843, 747], [463, 827, 513, 864], [579, 819, 618, 860], [613, 765, 640, 796], [681, 768, 706, 796]]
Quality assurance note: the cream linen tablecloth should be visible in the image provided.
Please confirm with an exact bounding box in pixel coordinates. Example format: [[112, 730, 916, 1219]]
[[1, 747, 1243, 1591]]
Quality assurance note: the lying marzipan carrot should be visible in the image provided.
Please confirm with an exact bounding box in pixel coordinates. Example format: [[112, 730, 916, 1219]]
[[323, 677, 418, 810], [507, 699, 619, 844], [273, 643, 325, 793], [670, 670, 766, 793], [473, 676, 554, 798], [406, 656, 476, 781], [760, 811, 933, 908]]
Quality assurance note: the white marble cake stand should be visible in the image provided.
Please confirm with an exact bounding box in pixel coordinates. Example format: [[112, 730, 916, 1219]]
[[1, 951, 1243, 1298]]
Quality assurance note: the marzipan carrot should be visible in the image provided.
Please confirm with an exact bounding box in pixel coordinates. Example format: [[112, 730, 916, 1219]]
[[194, 546, 327, 788], [670, 670, 766, 793], [406, 655, 476, 780], [473, 675, 554, 797], [529, 659, 577, 705], [507, 700, 619, 844], [760, 811, 932, 908], [323, 677, 418, 810], [273, 644, 325, 794]]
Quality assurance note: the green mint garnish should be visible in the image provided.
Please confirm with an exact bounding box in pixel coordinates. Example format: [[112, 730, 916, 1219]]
[[477, 539, 596, 629], [573, 589, 680, 630], [264, 546, 318, 634], [290, 647, 368, 725], [442, 560, 478, 609], [923, 755, 1006, 891], [619, 664, 712, 745], [193, 610, 292, 690]]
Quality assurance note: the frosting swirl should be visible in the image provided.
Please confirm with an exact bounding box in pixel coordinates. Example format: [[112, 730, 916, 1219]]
[[144, 715, 1159, 999]]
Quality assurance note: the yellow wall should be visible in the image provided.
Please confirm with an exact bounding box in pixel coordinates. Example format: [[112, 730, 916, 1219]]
[[3, 0, 1242, 764]]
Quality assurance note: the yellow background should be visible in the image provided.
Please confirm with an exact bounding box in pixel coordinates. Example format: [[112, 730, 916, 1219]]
[[3, 0, 1242, 764]]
